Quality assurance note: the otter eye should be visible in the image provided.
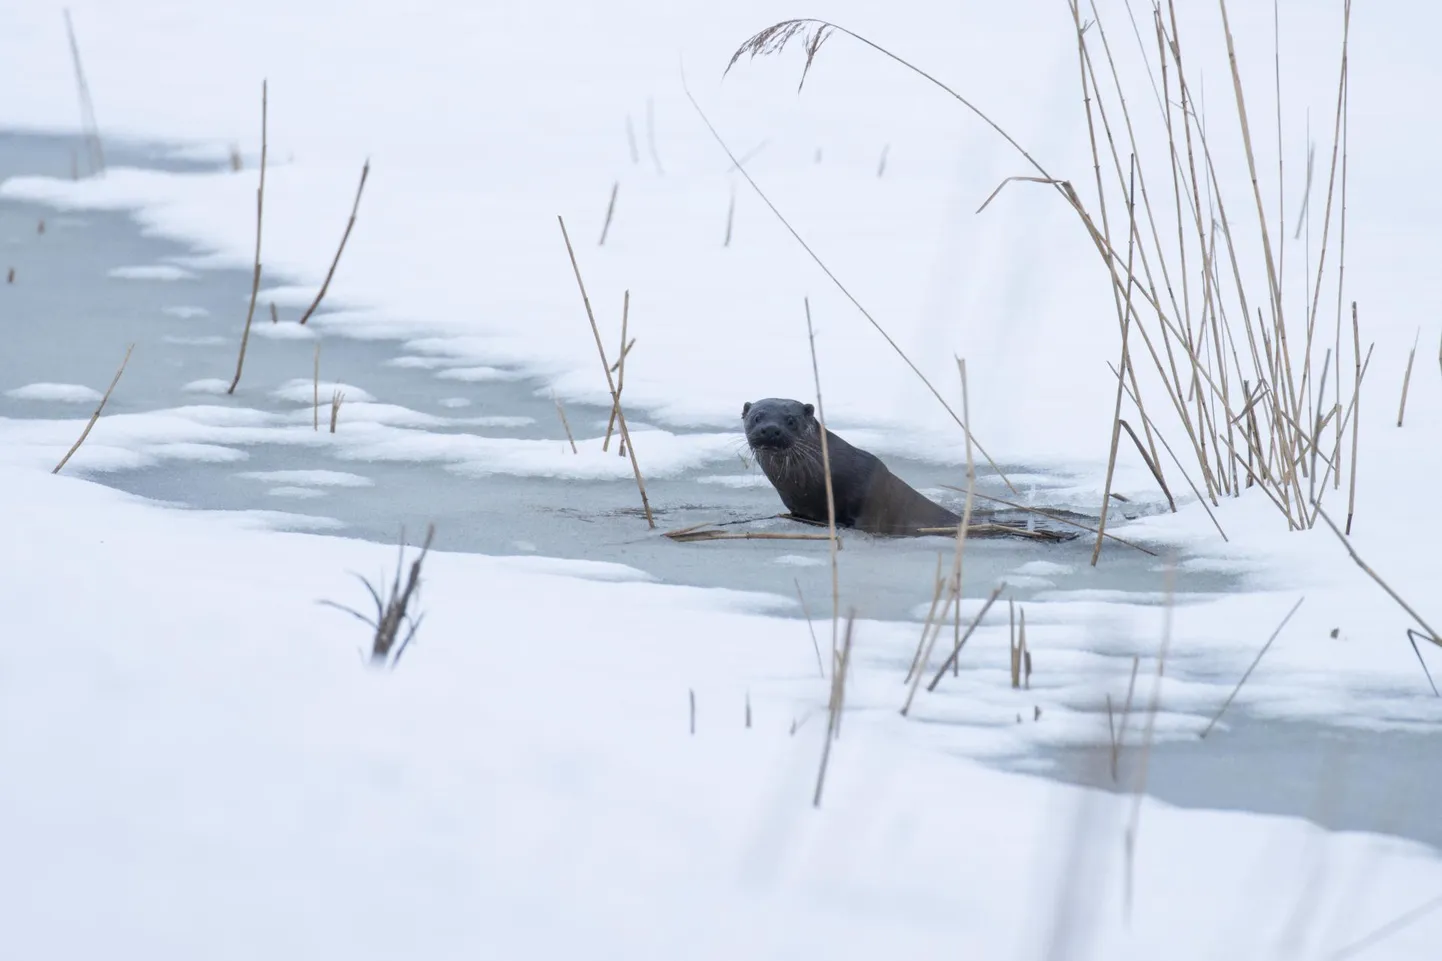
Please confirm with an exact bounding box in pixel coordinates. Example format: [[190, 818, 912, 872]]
[[787, 416, 798, 428]]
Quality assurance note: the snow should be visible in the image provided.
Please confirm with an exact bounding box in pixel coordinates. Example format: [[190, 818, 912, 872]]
[[2, 0, 1442, 955], [5, 382, 103, 403], [237, 469, 375, 488], [107, 263, 196, 281], [4, 465, 1442, 959]]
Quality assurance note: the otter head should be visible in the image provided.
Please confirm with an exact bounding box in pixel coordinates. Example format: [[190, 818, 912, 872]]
[[741, 397, 816, 452]]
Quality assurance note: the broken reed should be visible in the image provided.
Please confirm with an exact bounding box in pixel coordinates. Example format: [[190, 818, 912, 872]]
[[557, 216, 655, 528], [726, 4, 1361, 535], [329, 389, 345, 433], [227, 80, 267, 395], [297, 160, 370, 326], [53, 343, 133, 474]]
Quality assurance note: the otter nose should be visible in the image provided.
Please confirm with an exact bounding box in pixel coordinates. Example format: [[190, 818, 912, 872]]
[[756, 424, 783, 445]]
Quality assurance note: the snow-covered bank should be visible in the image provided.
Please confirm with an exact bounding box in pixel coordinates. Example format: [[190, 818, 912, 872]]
[[4, 465, 1442, 959], [3, 0, 1437, 468]]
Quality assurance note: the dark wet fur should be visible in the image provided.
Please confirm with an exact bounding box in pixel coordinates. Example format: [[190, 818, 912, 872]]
[[742, 397, 962, 536]]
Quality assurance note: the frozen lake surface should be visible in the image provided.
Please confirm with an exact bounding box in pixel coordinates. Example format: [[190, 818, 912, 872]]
[[4, 130, 1438, 851]]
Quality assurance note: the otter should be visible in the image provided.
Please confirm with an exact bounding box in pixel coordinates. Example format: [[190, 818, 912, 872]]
[[742, 397, 962, 536]]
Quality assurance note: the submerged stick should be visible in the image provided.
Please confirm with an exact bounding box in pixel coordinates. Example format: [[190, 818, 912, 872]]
[[227, 80, 267, 395], [557, 216, 654, 529], [53, 343, 133, 474], [1200, 596, 1305, 738], [297, 160, 370, 325]]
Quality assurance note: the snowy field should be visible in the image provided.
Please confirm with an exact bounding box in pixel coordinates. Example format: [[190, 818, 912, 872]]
[[3, 0, 1442, 956]]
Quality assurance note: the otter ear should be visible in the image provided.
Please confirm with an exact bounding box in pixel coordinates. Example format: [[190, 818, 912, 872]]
[[803, 403, 814, 418], [742, 401, 752, 417]]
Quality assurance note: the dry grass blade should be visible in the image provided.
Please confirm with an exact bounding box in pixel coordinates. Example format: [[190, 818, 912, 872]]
[[723, 182, 736, 246], [604, 291, 631, 452], [558, 216, 654, 529], [645, 97, 664, 176], [63, 9, 104, 175], [1092, 160, 1140, 566], [1119, 418, 1175, 511], [1405, 630, 1440, 698], [794, 579, 827, 677], [329, 389, 344, 433], [552, 391, 577, 453], [1328, 893, 1442, 961], [905, 553, 947, 684], [1397, 328, 1419, 427], [227, 80, 266, 395], [598, 180, 619, 246], [813, 608, 856, 808], [1110, 362, 1228, 541], [1314, 504, 1442, 651], [1112, 654, 1141, 782], [927, 583, 1005, 691], [682, 72, 1016, 494], [1199, 595, 1304, 738], [1125, 556, 1175, 921], [297, 159, 370, 325], [805, 298, 842, 674], [52, 343, 133, 475], [1346, 302, 1361, 534]]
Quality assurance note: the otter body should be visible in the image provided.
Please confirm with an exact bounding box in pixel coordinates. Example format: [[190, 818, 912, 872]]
[[742, 397, 961, 536]]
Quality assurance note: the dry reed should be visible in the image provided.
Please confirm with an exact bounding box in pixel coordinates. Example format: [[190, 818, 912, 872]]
[[599, 181, 619, 246], [552, 392, 577, 453], [558, 216, 654, 528], [813, 609, 856, 808], [227, 80, 266, 396], [603, 291, 630, 452], [724, 7, 1358, 535], [804, 298, 842, 675], [682, 72, 1016, 494], [297, 160, 370, 326], [63, 9, 104, 175], [1199, 595, 1304, 738], [329, 390, 344, 433], [319, 524, 435, 668], [52, 343, 133, 475], [1396, 328, 1419, 427], [793, 579, 827, 677]]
